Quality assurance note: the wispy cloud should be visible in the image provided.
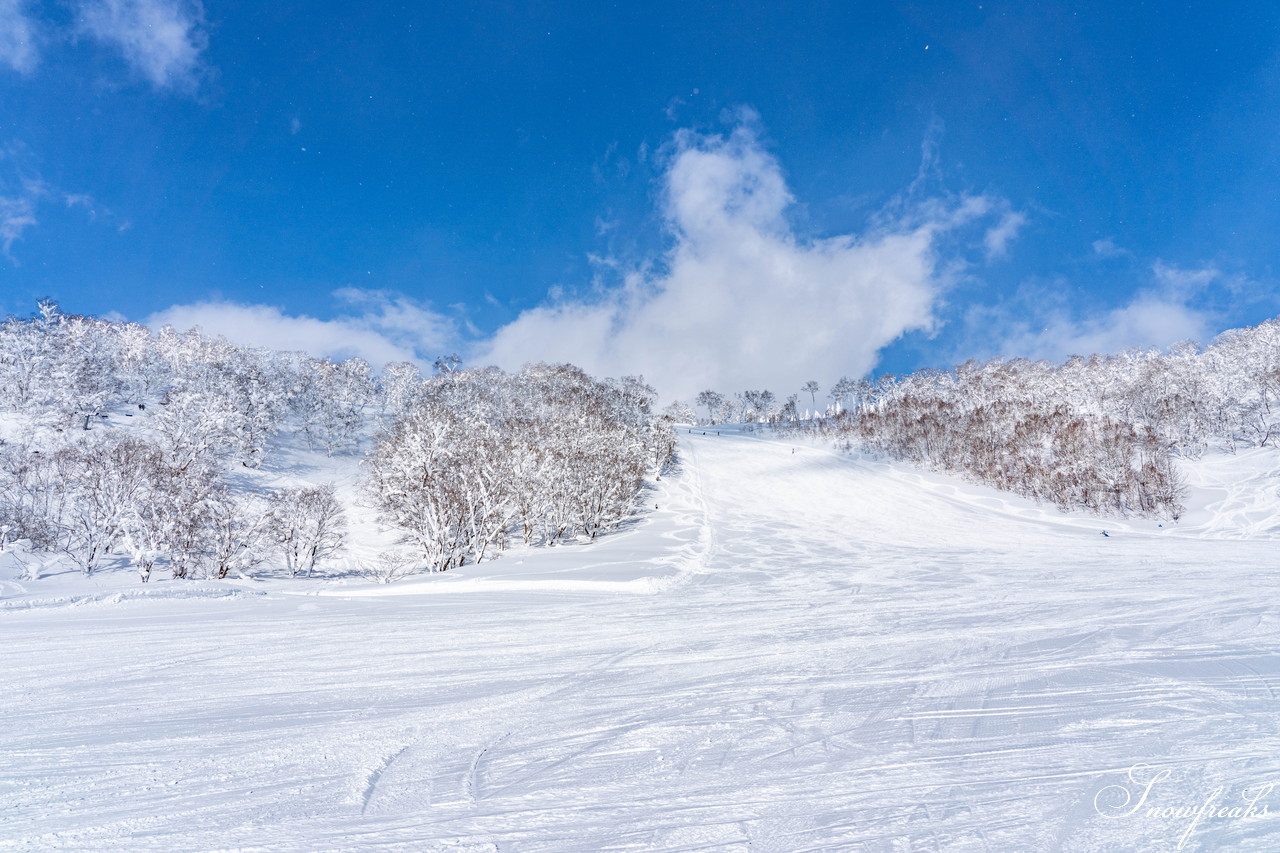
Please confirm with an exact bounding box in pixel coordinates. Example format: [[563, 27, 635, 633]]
[[984, 210, 1027, 259], [63, 191, 130, 232], [1150, 260, 1222, 300], [479, 117, 1004, 399], [0, 0, 39, 73], [0, 145, 47, 262], [1091, 237, 1130, 259], [146, 290, 460, 367], [0, 145, 133, 262], [0, 190, 40, 261], [908, 114, 946, 196], [77, 0, 209, 91]]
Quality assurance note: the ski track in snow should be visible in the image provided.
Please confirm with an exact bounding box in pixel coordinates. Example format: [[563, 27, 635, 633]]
[[3, 430, 1280, 851]]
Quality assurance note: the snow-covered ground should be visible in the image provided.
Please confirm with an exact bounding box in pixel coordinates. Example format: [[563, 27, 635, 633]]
[[3, 429, 1280, 851]]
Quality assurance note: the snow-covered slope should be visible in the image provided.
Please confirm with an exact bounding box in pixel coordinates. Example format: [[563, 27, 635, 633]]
[[2, 430, 1279, 852]]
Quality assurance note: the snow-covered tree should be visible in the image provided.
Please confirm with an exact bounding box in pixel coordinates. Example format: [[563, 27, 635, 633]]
[[269, 485, 347, 577], [205, 491, 275, 580], [662, 399, 697, 425], [377, 361, 424, 423], [293, 357, 373, 456], [801, 380, 820, 417], [695, 390, 725, 424], [55, 435, 159, 574]]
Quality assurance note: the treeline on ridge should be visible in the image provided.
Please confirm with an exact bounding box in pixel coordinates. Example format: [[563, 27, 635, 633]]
[[690, 318, 1280, 521]]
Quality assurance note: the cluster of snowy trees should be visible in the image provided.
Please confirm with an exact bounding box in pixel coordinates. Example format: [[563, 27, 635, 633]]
[[0, 302, 375, 467], [847, 396, 1185, 518], [679, 319, 1280, 520], [693, 381, 845, 425], [695, 389, 791, 424], [367, 365, 674, 572], [786, 319, 1280, 519], [0, 303, 360, 579], [0, 303, 672, 580], [0, 431, 346, 580]]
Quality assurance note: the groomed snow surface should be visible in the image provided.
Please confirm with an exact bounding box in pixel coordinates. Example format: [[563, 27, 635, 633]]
[[3, 429, 1280, 852]]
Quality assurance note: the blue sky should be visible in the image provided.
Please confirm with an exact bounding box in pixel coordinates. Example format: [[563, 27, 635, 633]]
[[1, 1, 1278, 397]]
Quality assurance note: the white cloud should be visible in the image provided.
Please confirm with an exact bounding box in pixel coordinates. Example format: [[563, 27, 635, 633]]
[[983, 210, 1027, 259], [1030, 295, 1213, 357], [78, 0, 208, 91], [0, 0, 39, 73], [479, 122, 999, 399], [976, 263, 1226, 361], [146, 290, 459, 367]]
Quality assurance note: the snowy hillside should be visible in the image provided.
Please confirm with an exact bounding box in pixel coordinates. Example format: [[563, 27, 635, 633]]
[[3, 429, 1279, 851]]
